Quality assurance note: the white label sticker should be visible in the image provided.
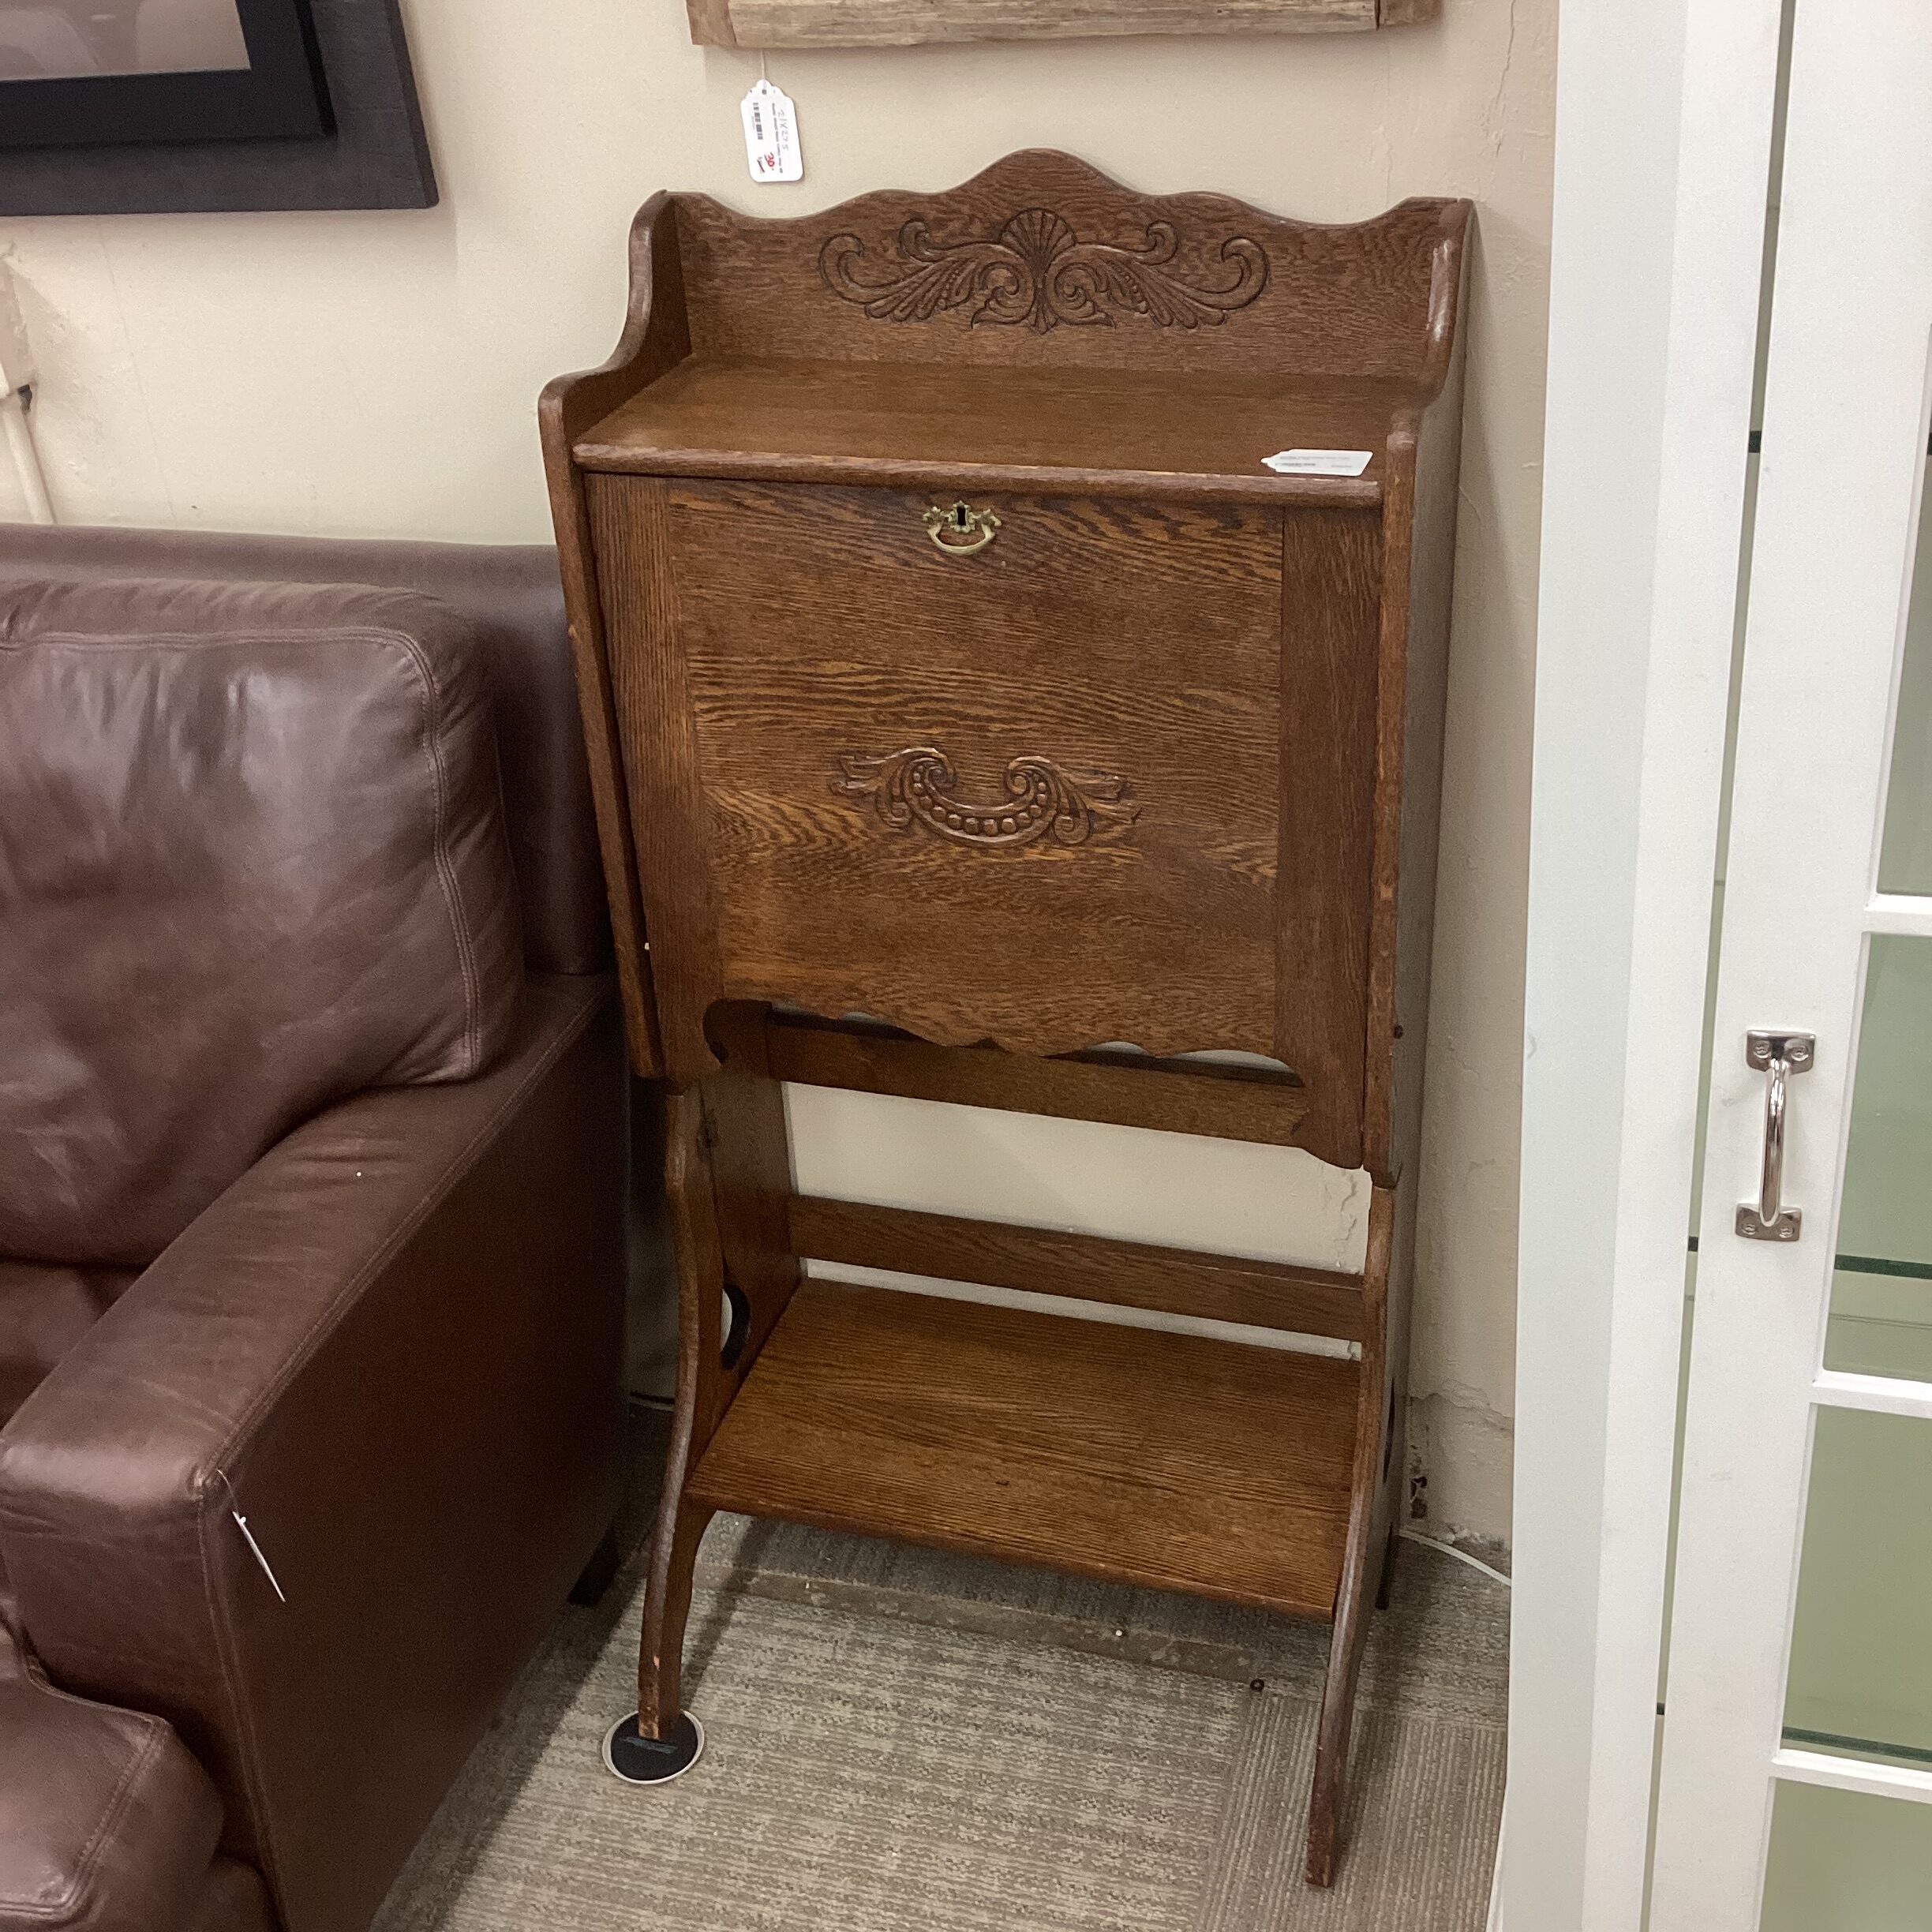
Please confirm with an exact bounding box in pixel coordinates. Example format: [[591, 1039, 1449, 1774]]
[[1262, 448, 1374, 477], [740, 80, 803, 184]]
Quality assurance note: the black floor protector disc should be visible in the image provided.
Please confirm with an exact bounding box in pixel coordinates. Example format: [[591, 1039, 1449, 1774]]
[[601, 1711, 705, 1786]]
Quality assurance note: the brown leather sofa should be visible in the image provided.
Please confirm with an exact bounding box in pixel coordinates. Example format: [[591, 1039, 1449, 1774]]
[[0, 528, 629, 1932]]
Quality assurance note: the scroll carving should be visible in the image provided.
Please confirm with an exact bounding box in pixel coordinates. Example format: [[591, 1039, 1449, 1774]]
[[818, 205, 1269, 335], [832, 745, 1140, 850]]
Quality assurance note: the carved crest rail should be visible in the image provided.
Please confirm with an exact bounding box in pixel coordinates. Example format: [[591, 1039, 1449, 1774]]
[[818, 206, 1271, 335]]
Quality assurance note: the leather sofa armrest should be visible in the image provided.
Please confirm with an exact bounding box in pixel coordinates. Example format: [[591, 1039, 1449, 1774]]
[[0, 1635, 223, 1932], [0, 975, 627, 1932]]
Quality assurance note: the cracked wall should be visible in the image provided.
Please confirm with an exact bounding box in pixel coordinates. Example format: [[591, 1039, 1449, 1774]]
[[0, 0, 1552, 1546]]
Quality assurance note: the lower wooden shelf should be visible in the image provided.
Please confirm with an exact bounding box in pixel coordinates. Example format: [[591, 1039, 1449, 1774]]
[[688, 1278, 1361, 1620]]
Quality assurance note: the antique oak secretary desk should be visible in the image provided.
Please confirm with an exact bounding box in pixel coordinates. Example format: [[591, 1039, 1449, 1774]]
[[541, 152, 1469, 1885]]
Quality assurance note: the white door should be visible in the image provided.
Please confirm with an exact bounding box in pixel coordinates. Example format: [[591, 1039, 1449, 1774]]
[[1649, 2, 1932, 1926]]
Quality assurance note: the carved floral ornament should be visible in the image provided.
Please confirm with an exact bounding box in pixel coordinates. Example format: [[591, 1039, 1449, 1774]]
[[832, 745, 1140, 851], [818, 204, 1270, 335]]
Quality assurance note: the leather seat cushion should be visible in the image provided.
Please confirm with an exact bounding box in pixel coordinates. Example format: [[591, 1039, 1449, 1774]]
[[0, 1626, 225, 1932], [0, 577, 525, 1268]]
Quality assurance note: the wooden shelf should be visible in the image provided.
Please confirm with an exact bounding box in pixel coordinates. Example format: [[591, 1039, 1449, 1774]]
[[575, 358, 1415, 507], [688, 1277, 1361, 1619]]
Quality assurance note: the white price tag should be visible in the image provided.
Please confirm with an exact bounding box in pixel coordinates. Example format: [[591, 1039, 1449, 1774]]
[[1261, 448, 1375, 477], [740, 79, 803, 184]]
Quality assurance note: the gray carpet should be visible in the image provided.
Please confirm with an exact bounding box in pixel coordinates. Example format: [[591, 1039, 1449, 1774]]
[[376, 1411, 1507, 1931]]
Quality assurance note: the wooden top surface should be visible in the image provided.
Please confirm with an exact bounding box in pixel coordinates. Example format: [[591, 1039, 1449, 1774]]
[[575, 357, 1417, 505], [689, 1277, 1360, 1619]]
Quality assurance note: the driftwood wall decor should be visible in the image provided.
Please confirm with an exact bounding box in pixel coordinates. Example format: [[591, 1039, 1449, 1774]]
[[687, 0, 1437, 51]]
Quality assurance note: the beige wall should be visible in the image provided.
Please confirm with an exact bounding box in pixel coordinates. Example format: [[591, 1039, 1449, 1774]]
[[0, 0, 1552, 1544]]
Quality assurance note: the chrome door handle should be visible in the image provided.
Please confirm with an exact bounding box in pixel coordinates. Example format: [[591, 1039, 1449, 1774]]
[[1735, 1029, 1814, 1241]]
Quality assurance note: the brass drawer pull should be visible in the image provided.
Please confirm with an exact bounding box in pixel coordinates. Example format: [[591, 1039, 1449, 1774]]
[[923, 500, 1001, 556]]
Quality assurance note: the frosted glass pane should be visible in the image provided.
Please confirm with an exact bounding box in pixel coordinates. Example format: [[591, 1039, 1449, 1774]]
[[1760, 1781, 1932, 1932], [1825, 936, 1932, 1377], [1878, 481, 1932, 894], [1784, 1409, 1932, 1768]]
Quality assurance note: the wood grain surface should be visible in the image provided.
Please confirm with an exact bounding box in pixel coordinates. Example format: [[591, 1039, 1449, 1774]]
[[689, 1279, 1361, 1617], [786, 1195, 1369, 1342], [632, 474, 1378, 1163], [635, 1088, 721, 1732], [587, 474, 724, 1080], [1276, 507, 1383, 1170], [536, 193, 691, 1076], [700, 1002, 802, 1379], [669, 155, 1466, 383], [1309, 1182, 1395, 1883], [653, 477, 1317, 1081], [763, 1012, 1316, 1148], [691, 0, 1386, 48], [575, 358, 1407, 507], [1381, 267, 1470, 1191]]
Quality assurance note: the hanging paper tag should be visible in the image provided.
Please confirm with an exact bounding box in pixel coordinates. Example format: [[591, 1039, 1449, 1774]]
[[1261, 448, 1375, 477], [740, 80, 803, 184]]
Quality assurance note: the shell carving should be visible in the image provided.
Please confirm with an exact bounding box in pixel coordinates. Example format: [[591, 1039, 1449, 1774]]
[[831, 746, 1140, 850], [818, 205, 1269, 335]]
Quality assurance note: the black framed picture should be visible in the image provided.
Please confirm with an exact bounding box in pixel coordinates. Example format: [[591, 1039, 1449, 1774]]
[[0, 1, 328, 148], [0, 0, 434, 213]]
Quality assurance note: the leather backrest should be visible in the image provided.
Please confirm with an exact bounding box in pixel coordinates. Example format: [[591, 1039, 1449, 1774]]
[[0, 1262, 138, 1429], [0, 527, 610, 977], [0, 575, 525, 1268]]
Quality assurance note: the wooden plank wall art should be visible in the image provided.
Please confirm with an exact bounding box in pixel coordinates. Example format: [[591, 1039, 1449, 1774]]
[[686, 0, 1439, 49], [541, 149, 1470, 1887]]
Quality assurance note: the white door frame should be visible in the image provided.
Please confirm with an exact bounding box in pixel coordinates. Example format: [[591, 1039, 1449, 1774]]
[[1507, 0, 1786, 1924], [1650, 0, 1932, 1918]]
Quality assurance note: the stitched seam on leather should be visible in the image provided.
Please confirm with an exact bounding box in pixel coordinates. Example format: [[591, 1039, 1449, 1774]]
[[186, 987, 605, 1906], [384, 631, 485, 1077], [2, 1713, 167, 1921], [0, 981, 599, 1911], [205, 985, 605, 1470], [9, 624, 489, 1076], [197, 1481, 287, 1913], [59, 1723, 165, 1923]]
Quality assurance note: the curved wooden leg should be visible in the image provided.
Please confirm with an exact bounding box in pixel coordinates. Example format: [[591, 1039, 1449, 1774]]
[[638, 1492, 716, 1737], [627, 1035, 798, 1751], [631, 1087, 724, 1741], [1306, 1511, 1377, 1886]]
